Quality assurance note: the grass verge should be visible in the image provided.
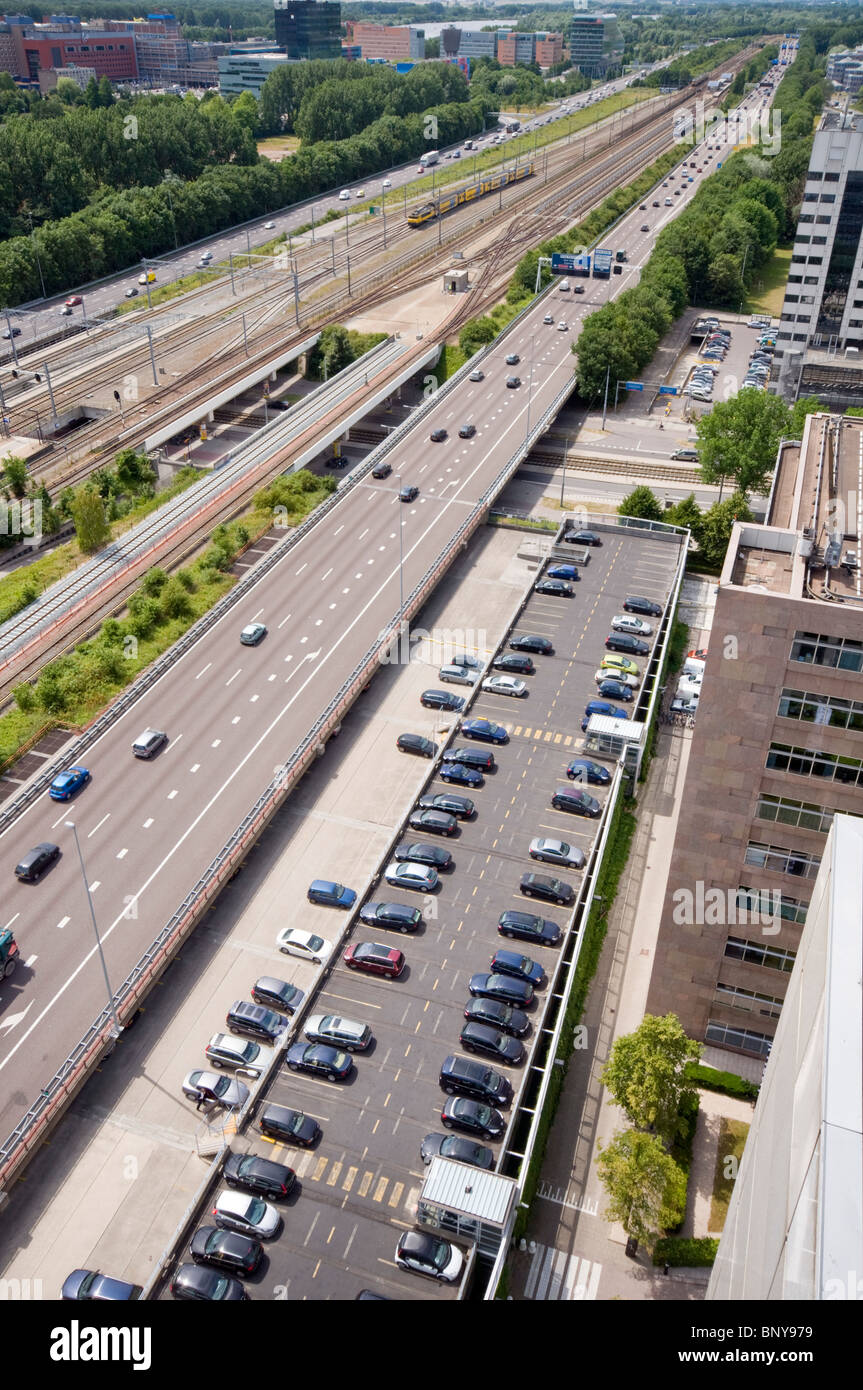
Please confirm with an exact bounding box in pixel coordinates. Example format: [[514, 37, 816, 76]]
[[709, 1117, 749, 1232]]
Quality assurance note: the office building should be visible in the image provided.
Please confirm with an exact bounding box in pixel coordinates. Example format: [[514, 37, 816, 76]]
[[776, 111, 863, 355], [38, 60, 94, 91], [498, 31, 536, 67], [457, 30, 496, 60], [17, 28, 138, 80], [568, 15, 605, 76], [274, 0, 341, 61], [647, 411, 863, 1060], [349, 23, 424, 62], [440, 26, 460, 57], [827, 46, 863, 93], [535, 32, 565, 67], [218, 51, 289, 96], [707, 815, 862, 1300]]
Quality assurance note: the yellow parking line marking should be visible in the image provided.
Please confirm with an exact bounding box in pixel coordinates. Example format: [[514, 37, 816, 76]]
[[327, 1226, 335, 1244], [313, 1259, 321, 1278], [393, 1069, 401, 1084], [388, 1182, 405, 1208], [414, 1020, 422, 1033], [343, 1166, 358, 1191], [513, 726, 522, 736], [545, 731, 553, 742], [311, 1156, 327, 1182], [554, 733, 562, 743], [371, 1117, 380, 1134], [384, 1093, 391, 1106], [565, 735, 572, 745], [423, 999, 430, 1011], [327, 1162, 342, 1187], [359, 1171, 374, 1196], [374, 1177, 389, 1203], [405, 1043, 412, 1056], [523, 728, 532, 739], [433, 977, 439, 990]]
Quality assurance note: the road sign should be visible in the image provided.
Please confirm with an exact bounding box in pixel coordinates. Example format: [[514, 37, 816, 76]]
[[622, 381, 644, 391], [658, 386, 678, 395]]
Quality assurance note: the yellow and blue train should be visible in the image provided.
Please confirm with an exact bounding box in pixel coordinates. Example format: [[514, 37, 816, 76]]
[[407, 162, 535, 228]]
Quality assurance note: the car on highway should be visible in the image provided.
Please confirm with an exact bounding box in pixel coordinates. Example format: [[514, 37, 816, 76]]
[[611, 614, 654, 636], [396, 732, 437, 758], [440, 761, 483, 788], [212, 1190, 282, 1240], [224, 1153, 296, 1200], [408, 807, 458, 836], [418, 790, 475, 819], [393, 842, 452, 871], [14, 842, 60, 882], [510, 634, 553, 655], [359, 900, 422, 931], [557, 321, 568, 332], [520, 872, 574, 906], [527, 839, 586, 872], [59, 305, 73, 315], [182, 1070, 250, 1109], [420, 1133, 494, 1168], [652, 200, 660, 208], [189, 1227, 263, 1278], [640, 224, 650, 232], [482, 674, 527, 698], [492, 653, 534, 676], [534, 579, 573, 597], [469, 368, 484, 382], [343, 940, 406, 977], [61, 1270, 143, 1301], [304, 1013, 372, 1052], [543, 313, 554, 324], [65, 295, 83, 306], [1, 325, 21, 338], [505, 353, 520, 365], [458, 423, 476, 438], [468, 972, 535, 1007], [225, 1001, 288, 1043], [381, 178, 392, 189], [597, 679, 635, 702], [461, 718, 508, 744], [463, 995, 529, 1038], [48, 766, 91, 801], [286, 1041, 354, 1082], [264, 220, 276, 229], [440, 1054, 512, 1105], [171, 1265, 246, 1301], [131, 728, 168, 759], [490, 948, 545, 988], [551, 786, 602, 817], [204, 1034, 273, 1075], [371, 461, 392, 479], [307, 879, 357, 909], [580, 701, 629, 731], [395, 1231, 464, 1283], [430, 428, 447, 442], [258, 1104, 321, 1147], [605, 632, 650, 655], [547, 564, 579, 581], [459, 1022, 525, 1065], [567, 758, 611, 785], [506, 376, 521, 388], [440, 1095, 505, 1140], [339, 189, 351, 200], [594, 667, 638, 689], [399, 484, 419, 502], [240, 622, 267, 645], [573, 285, 585, 294], [384, 860, 439, 892], [639, 204, 648, 210], [124, 287, 138, 298], [275, 928, 332, 964], [250, 977, 304, 1013]]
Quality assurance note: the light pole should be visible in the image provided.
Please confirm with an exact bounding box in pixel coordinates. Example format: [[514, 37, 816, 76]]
[[394, 471, 405, 634], [65, 821, 122, 1039]]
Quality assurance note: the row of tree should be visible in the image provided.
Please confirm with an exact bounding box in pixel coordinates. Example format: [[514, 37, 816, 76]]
[[259, 55, 469, 137]]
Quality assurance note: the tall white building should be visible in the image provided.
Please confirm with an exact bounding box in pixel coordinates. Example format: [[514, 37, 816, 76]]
[[776, 111, 863, 356], [707, 815, 863, 1300]]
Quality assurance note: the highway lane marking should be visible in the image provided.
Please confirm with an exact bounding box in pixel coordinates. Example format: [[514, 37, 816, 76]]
[[211, 739, 221, 747], [250, 694, 259, 703], [225, 669, 241, 687], [321, 568, 333, 581], [89, 882, 100, 892], [56, 916, 69, 930], [2, 914, 19, 931], [333, 525, 344, 538], [195, 663, 211, 680], [116, 848, 128, 859], [143, 818, 153, 828], [87, 813, 110, 839], [190, 764, 200, 772], [277, 614, 291, 629], [295, 563, 307, 575], [167, 790, 178, 799], [50, 811, 68, 829]]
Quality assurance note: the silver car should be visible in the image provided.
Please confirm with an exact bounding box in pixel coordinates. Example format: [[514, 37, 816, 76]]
[[594, 668, 639, 689], [482, 675, 527, 698], [181, 1070, 250, 1109], [610, 614, 653, 637], [212, 1190, 281, 1239], [528, 838, 587, 870], [384, 861, 439, 893], [204, 1034, 274, 1076]]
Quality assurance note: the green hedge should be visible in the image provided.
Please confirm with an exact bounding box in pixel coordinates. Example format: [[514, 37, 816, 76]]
[[653, 1236, 718, 1267], [666, 1091, 700, 1235], [686, 1063, 759, 1101]]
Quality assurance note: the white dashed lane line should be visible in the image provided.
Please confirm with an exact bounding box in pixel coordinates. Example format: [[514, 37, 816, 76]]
[[87, 814, 110, 839], [225, 669, 241, 687]]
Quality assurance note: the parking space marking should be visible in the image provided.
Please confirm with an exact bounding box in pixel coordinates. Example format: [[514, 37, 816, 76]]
[[373, 1176, 389, 1203], [358, 1171, 373, 1197], [311, 1156, 327, 1182], [327, 1161, 342, 1187], [343, 1165, 358, 1192], [388, 1181, 404, 1208]]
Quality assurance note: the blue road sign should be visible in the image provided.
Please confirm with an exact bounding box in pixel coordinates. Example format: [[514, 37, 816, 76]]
[[622, 381, 644, 391], [658, 386, 678, 396]]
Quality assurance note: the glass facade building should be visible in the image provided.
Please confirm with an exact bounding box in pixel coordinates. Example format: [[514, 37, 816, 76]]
[[274, 0, 341, 61]]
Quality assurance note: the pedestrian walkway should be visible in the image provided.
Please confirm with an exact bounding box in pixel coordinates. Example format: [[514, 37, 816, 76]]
[[523, 1243, 602, 1300], [682, 1089, 754, 1240]]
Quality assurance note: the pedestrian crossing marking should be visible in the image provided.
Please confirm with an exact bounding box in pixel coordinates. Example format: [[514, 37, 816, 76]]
[[523, 1244, 602, 1301], [343, 1165, 358, 1192], [326, 1161, 342, 1187], [373, 1176, 389, 1203], [388, 1181, 404, 1208], [311, 1156, 327, 1182], [358, 1171, 373, 1197]]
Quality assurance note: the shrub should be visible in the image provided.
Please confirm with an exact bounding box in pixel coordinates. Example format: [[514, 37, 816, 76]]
[[653, 1237, 718, 1267], [126, 595, 160, 639], [159, 577, 192, 620], [140, 567, 168, 596], [686, 1063, 759, 1101], [12, 682, 36, 713]]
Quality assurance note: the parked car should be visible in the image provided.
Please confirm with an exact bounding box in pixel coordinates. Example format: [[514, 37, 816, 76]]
[[440, 762, 483, 788], [439, 1054, 512, 1106], [482, 674, 527, 697], [492, 653, 534, 675], [396, 733, 437, 759], [182, 1070, 250, 1110], [48, 766, 91, 801], [304, 1013, 372, 1052], [224, 1153, 296, 1200], [393, 842, 452, 871], [534, 579, 573, 597], [490, 948, 545, 988], [204, 1034, 273, 1075], [307, 879, 357, 909], [285, 1042, 353, 1082], [258, 1104, 321, 1147], [395, 1231, 464, 1283], [171, 1264, 246, 1301], [551, 787, 602, 817], [225, 1001, 288, 1044], [441, 747, 495, 771], [189, 1227, 263, 1277], [605, 632, 650, 655], [417, 791, 475, 819], [440, 1095, 505, 1139], [510, 634, 553, 655], [438, 664, 477, 686], [459, 1022, 525, 1066], [520, 872, 574, 906], [384, 861, 438, 892], [527, 838, 586, 872], [547, 564, 579, 581], [61, 1270, 143, 1301], [212, 1190, 282, 1240], [460, 717, 508, 745], [359, 900, 422, 931], [420, 689, 464, 712], [408, 808, 458, 837], [597, 679, 635, 702], [343, 941, 405, 977], [580, 701, 630, 731], [463, 995, 529, 1037], [594, 667, 638, 689], [566, 758, 611, 785], [499, 907, 564, 943], [275, 929, 331, 964], [468, 972, 535, 1007], [420, 1133, 494, 1168], [600, 654, 641, 677], [250, 977, 304, 1013]]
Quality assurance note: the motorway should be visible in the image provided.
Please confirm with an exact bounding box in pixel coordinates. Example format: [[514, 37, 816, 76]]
[[0, 64, 781, 1146]]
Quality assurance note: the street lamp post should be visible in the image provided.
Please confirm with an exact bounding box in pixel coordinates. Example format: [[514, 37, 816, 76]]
[[394, 472, 405, 636], [65, 821, 122, 1039]]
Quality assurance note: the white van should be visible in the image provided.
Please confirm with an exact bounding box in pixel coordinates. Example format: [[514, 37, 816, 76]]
[[677, 678, 702, 703], [559, 279, 570, 293], [683, 656, 706, 678]]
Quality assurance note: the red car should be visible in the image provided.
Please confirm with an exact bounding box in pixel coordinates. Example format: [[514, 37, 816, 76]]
[[343, 941, 405, 979], [64, 295, 83, 306]]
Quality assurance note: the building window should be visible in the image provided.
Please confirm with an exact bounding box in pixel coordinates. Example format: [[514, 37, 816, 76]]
[[737, 885, 808, 926], [754, 792, 842, 833], [824, 172, 840, 182], [778, 332, 792, 341], [787, 275, 803, 284], [705, 1019, 773, 1056], [792, 333, 808, 342], [714, 982, 784, 1018], [785, 295, 800, 304], [820, 194, 836, 203], [744, 840, 821, 877], [724, 935, 797, 973], [803, 276, 819, 285], [806, 172, 823, 181], [808, 258, 823, 266], [796, 236, 811, 245], [791, 630, 863, 671], [781, 313, 795, 322], [802, 193, 819, 202], [778, 686, 863, 730], [815, 215, 832, 224], [796, 315, 811, 323], [801, 295, 815, 304], [798, 215, 814, 224], [812, 236, 827, 245], [766, 741, 863, 785]]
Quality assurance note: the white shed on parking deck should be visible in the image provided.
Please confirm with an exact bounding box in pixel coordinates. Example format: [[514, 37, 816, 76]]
[[417, 1157, 518, 1256]]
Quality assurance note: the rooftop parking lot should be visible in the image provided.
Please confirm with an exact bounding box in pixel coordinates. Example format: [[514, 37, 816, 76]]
[[157, 522, 683, 1301]]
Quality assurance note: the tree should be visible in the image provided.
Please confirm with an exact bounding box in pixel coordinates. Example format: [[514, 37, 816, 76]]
[[425, 37, 440, 59], [698, 492, 753, 568], [697, 389, 790, 497], [600, 1013, 702, 1145], [70, 484, 109, 553], [619, 485, 663, 522], [458, 317, 497, 356], [596, 1130, 687, 1250], [665, 493, 703, 540], [789, 395, 825, 438], [2, 454, 28, 498]]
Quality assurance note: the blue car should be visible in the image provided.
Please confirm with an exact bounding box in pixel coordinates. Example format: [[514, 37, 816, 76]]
[[307, 880, 357, 909], [566, 758, 611, 785], [440, 763, 484, 788], [489, 948, 546, 988], [547, 564, 579, 581], [49, 766, 91, 801], [461, 719, 509, 745], [581, 701, 630, 732], [597, 680, 634, 702]]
